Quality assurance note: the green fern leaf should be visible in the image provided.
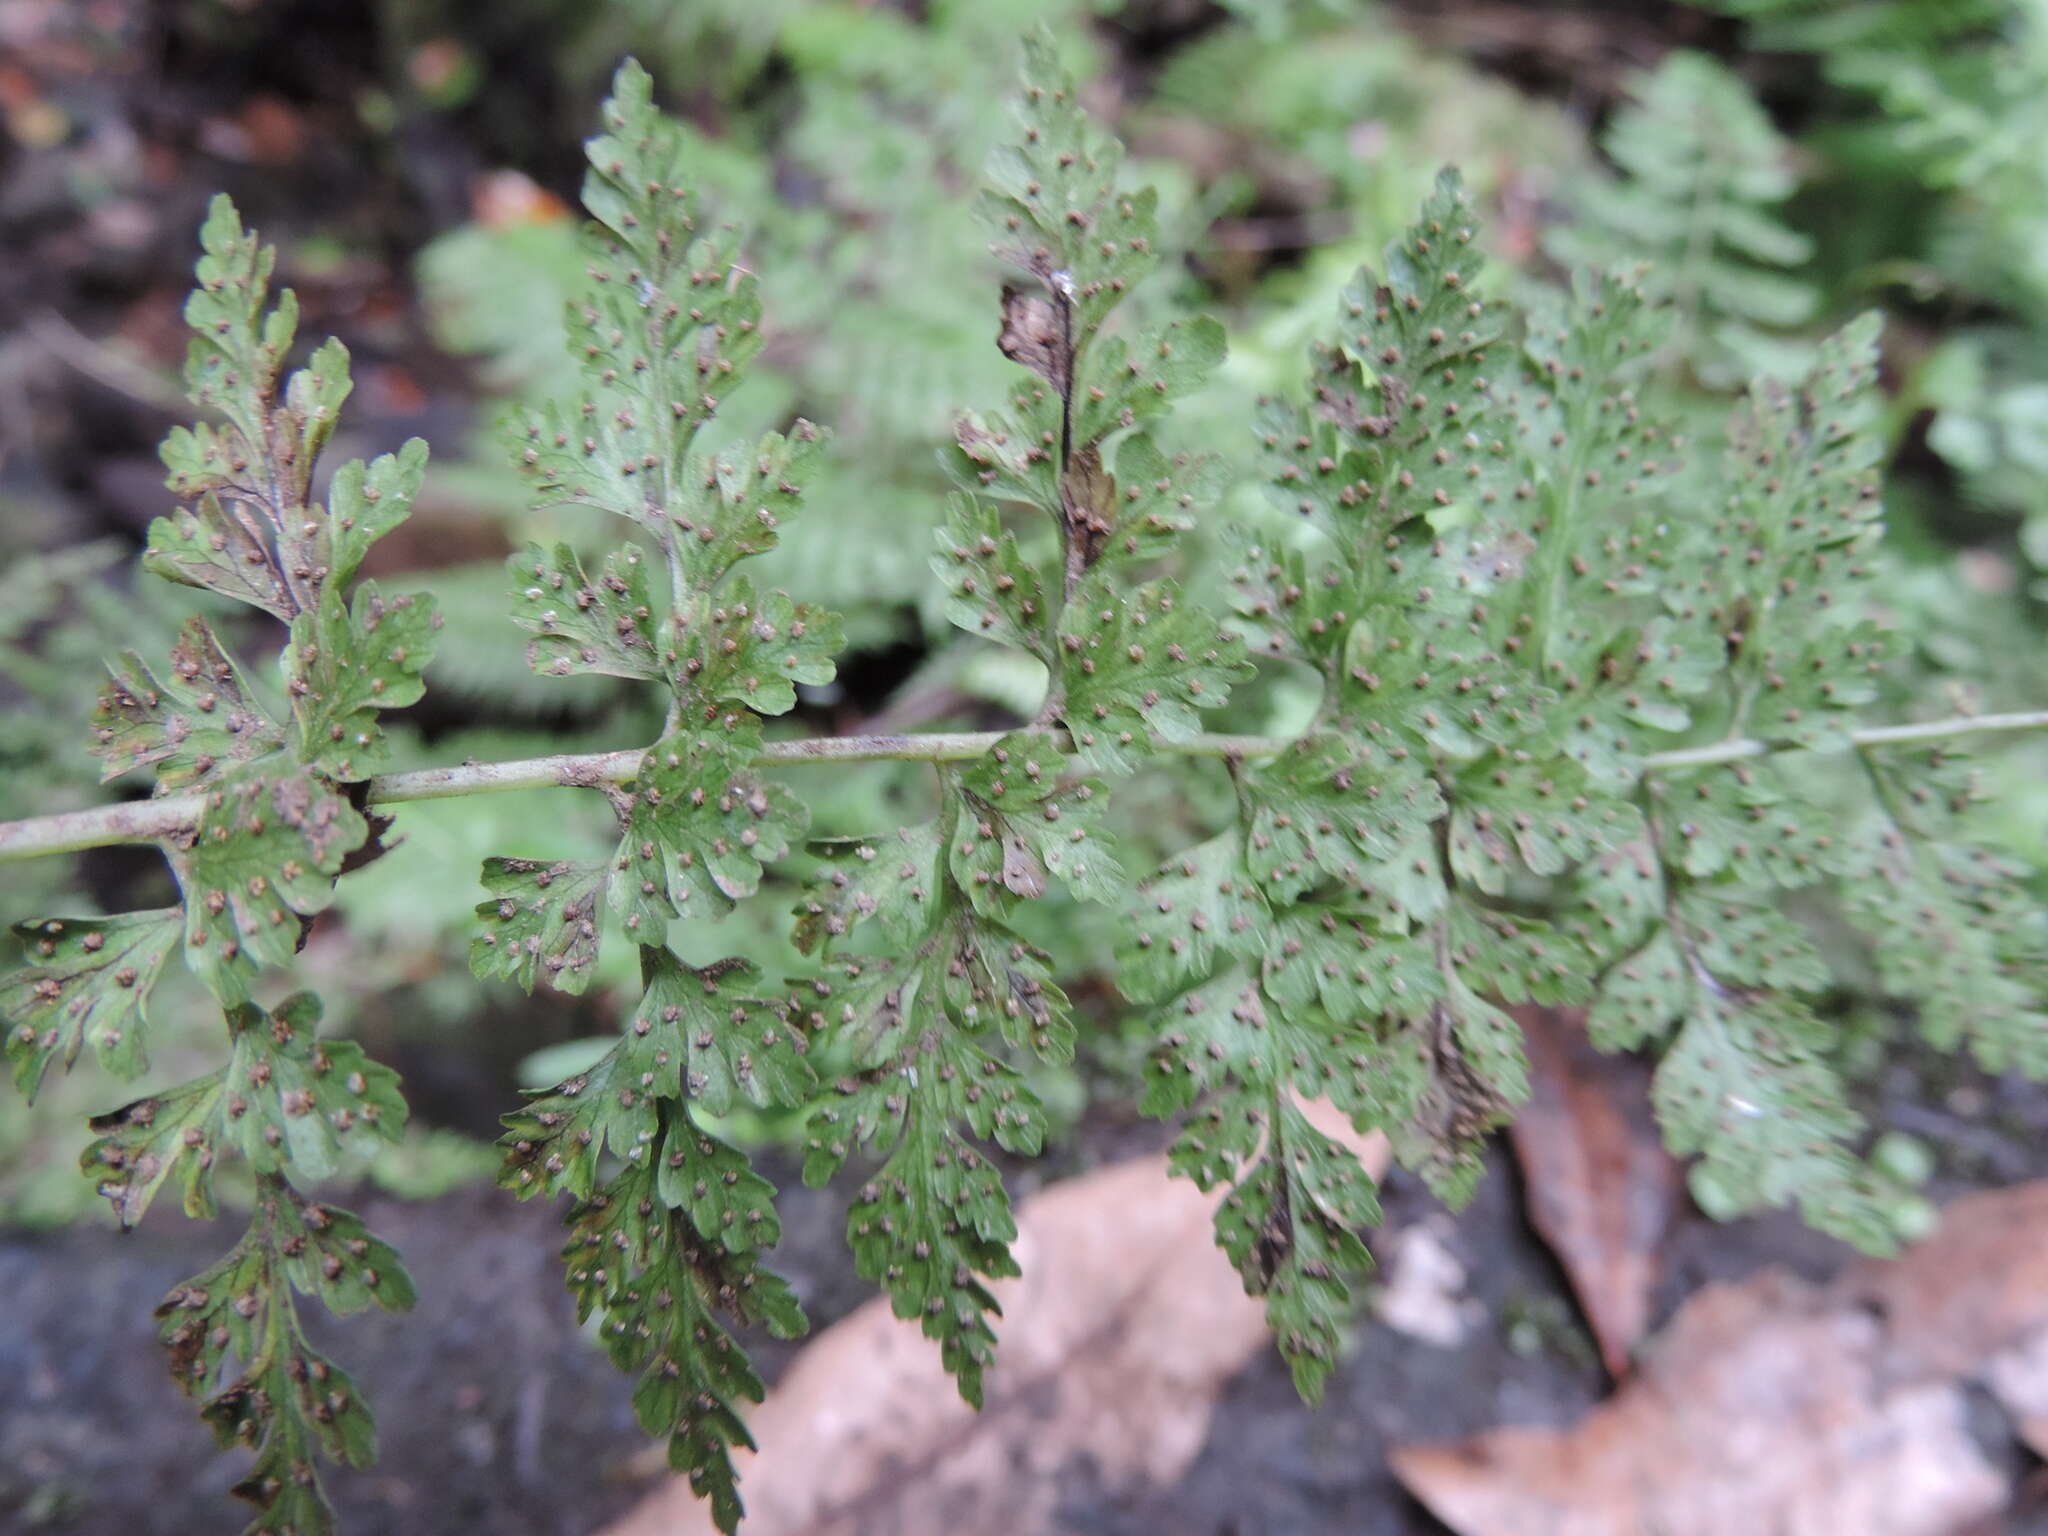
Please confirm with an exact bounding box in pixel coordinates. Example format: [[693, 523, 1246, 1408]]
[[1223, 528, 1355, 668], [1255, 169, 1514, 548], [1445, 902, 1597, 1007], [1057, 577, 1254, 770], [1654, 991, 1894, 1245], [1445, 754, 1632, 893], [561, 1152, 803, 1536], [1216, 1096, 1382, 1403], [2, 907, 181, 1097], [471, 857, 608, 993], [613, 722, 807, 933], [510, 542, 663, 681], [1117, 827, 1274, 1004], [288, 584, 440, 780], [979, 30, 1162, 336], [792, 824, 946, 955], [157, 1182, 414, 1536], [933, 496, 1053, 657], [1653, 760, 1837, 886], [1096, 436, 1217, 572], [219, 992, 406, 1181], [91, 619, 284, 790], [646, 951, 817, 1114], [170, 772, 368, 1003], [1262, 908, 1446, 1022], [803, 1013, 1039, 1408], [1845, 749, 2048, 1075], [1694, 313, 1889, 749], [1073, 315, 1227, 443], [949, 733, 1123, 911], [500, 951, 811, 1199], [149, 199, 424, 630], [674, 424, 828, 593], [513, 63, 766, 535], [82, 1070, 227, 1227], [691, 577, 843, 716], [798, 877, 1067, 1405], [1240, 736, 1443, 902], [328, 439, 430, 590]]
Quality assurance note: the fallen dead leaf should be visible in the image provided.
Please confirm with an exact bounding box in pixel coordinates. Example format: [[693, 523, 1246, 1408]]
[[1840, 1181, 2048, 1461], [1505, 1005, 1678, 1377], [1393, 1181, 2048, 1536], [1393, 1272, 2003, 1536], [604, 1106, 1389, 1536]]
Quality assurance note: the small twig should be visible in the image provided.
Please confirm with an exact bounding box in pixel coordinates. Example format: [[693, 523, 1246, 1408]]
[[26, 309, 195, 416], [1636, 711, 2048, 772], [3, 712, 2045, 864]]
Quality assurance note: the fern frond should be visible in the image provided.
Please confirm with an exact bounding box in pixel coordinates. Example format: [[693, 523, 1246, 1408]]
[[1549, 51, 1817, 387]]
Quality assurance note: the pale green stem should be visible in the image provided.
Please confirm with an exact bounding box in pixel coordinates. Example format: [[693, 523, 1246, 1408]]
[[2, 712, 2045, 863]]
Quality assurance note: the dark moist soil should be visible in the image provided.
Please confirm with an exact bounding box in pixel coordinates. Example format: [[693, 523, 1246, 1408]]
[[13, 1054, 2048, 1536], [0, 1164, 864, 1536], [0, 1143, 1591, 1535]]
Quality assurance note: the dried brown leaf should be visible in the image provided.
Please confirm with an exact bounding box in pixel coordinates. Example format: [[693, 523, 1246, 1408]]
[[1838, 1181, 2048, 1459], [995, 284, 1069, 389], [606, 1108, 1388, 1536], [1394, 1181, 2048, 1536], [1393, 1271, 2003, 1536], [1506, 1005, 1679, 1376]]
